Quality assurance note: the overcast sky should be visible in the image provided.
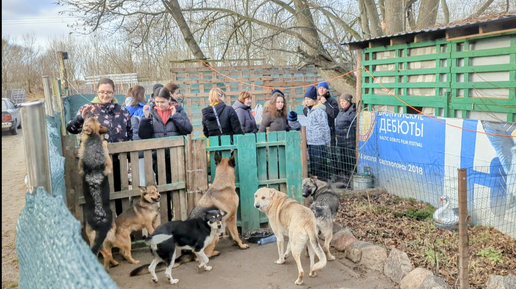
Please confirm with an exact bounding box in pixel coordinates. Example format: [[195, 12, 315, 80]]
[[2, 0, 76, 46]]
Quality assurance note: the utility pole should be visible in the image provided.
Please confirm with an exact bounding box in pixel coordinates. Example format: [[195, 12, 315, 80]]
[[56, 51, 69, 96]]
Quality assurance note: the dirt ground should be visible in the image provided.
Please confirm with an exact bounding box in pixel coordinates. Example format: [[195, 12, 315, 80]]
[[2, 131, 26, 289], [1, 130, 397, 289]]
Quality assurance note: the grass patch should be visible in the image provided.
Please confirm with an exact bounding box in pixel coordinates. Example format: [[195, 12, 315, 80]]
[[392, 203, 434, 220]]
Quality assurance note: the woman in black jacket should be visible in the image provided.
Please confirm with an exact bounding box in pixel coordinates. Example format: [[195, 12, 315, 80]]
[[202, 88, 243, 138], [335, 94, 357, 181], [138, 87, 193, 184], [232, 91, 258, 134]]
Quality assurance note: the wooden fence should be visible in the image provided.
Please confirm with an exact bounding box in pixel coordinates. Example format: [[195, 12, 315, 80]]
[[63, 131, 304, 234], [63, 135, 206, 227]]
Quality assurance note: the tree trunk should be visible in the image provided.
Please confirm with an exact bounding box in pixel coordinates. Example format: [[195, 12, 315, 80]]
[[358, 0, 371, 39], [163, 0, 208, 63], [441, 0, 450, 24], [416, 0, 440, 29], [362, 0, 383, 37], [384, 0, 404, 34]]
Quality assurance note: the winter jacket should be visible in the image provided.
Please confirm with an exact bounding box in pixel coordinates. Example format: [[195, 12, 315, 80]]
[[125, 103, 146, 118], [232, 100, 258, 134], [66, 96, 132, 143], [304, 92, 338, 144], [138, 103, 193, 139], [259, 111, 289, 133], [202, 102, 243, 137], [305, 102, 331, 146], [288, 120, 302, 131], [335, 103, 357, 148]]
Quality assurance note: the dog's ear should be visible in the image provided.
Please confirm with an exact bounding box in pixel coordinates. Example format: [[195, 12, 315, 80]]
[[269, 188, 276, 197], [214, 151, 222, 165], [228, 152, 236, 168], [99, 125, 109, 135], [138, 186, 147, 194]]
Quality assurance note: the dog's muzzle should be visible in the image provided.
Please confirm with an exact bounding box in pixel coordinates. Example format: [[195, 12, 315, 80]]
[[302, 187, 312, 198], [254, 204, 260, 209], [152, 197, 161, 202]]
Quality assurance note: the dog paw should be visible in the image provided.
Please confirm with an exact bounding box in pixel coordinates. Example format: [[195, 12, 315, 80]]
[[239, 243, 250, 249], [327, 254, 336, 261], [275, 259, 285, 265], [295, 278, 304, 285], [151, 277, 158, 283], [170, 278, 179, 284], [130, 260, 140, 264], [210, 250, 220, 257], [172, 262, 181, 268], [309, 271, 317, 277], [204, 265, 212, 271]]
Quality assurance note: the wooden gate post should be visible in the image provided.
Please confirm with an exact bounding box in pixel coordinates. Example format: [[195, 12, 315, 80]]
[[236, 134, 260, 233], [458, 168, 469, 289], [185, 135, 208, 216]]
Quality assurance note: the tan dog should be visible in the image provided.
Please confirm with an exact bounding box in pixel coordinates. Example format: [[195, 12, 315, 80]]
[[78, 117, 112, 176], [254, 187, 327, 285], [175, 152, 249, 266], [86, 185, 161, 271]]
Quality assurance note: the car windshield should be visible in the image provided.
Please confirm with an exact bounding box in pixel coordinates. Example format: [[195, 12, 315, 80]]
[[2, 100, 7, 111]]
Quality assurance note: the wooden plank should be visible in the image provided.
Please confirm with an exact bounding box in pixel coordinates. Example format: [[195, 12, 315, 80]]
[[286, 131, 303, 203], [236, 133, 260, 233], [77, 182, 186, 204], [119, 153, 129, 191], [144, 150, 154, 186], [256, 133, 268, 182], [173, 191, 181, 221], [129, 152, 140, 188], [108, 137, 184, 154], [108, 155, 115, 193], [185, 136, 207, 215], [277, 131, 287, 194], [156, 148, 166, 186], [267, 132, 279, 182], [180, 190, 188, 220]]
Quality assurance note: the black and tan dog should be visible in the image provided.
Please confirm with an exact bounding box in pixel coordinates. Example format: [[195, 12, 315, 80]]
[[78, 117, 113, 255], [302, 177, 340, 260], [175, 151, 249, 266], [86, 185, 161, 271]]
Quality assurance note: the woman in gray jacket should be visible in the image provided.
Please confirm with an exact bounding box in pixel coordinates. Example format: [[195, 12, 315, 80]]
[[259, 89, 289, 133], [232, 91, 258, 134]]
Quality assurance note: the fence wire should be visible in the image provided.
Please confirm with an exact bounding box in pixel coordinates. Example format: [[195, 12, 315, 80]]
[[15, 114, 118, 289], [307, 146, 516, 239]]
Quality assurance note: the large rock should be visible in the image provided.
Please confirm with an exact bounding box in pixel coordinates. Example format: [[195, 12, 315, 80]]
[[345, 241, 372, 263], [331, 228, 358, 252], [400, 268, 433, 289], [419, 275, 448, 289], [487, 273, 516, 289], [332, 222, 343, 234], [384, 248, 413, 283], [360, 244, 387, 273]]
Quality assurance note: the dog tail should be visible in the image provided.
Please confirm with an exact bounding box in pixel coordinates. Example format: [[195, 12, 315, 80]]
[[147, 234, 173, 250], [174, 250, 195, 264], [90, 225, 110, 255], [130, 264, 150, 277], [307, 224, 327, 271]]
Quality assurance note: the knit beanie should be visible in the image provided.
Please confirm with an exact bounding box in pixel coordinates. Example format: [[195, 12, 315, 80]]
[[271, 89, 284, 97], [317, 82, 329, 89], [339, 94, 353, 103], [152, 83, 163, 97], [304, 86, 317, 100], [288, 111, 298, 121]]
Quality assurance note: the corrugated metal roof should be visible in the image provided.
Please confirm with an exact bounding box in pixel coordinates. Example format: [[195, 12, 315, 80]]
[[341, 13, 516, 46]]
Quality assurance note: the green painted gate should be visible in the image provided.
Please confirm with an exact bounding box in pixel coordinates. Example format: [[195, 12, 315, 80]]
[[206, 131, 303, 233]]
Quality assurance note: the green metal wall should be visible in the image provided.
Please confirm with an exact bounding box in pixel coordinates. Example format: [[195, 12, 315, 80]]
[[361, 31, 516, 122]]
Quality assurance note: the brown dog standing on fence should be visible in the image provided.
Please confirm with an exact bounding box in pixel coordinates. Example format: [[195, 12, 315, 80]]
[[175, 151, 249, 266], [78, 117, 113, 255], [86, 185, 161, 271]]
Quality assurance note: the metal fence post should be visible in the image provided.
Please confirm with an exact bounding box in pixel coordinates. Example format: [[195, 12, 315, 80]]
[[19, 100, 52, 194], [458, 168, 469, 289]]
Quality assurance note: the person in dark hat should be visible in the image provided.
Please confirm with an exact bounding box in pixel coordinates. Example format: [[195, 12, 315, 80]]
[[148, 83, 164, 105], [304, 85, 331, 181], [316, 81, 339, 146], [287, 111, 301, 131], [335, 93, 357, 182]]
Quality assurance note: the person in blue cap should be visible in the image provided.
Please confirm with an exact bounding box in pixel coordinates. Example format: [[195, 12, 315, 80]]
[[316, 81, 339, 146], [287, 111, 302, 131], [303, 85, 331, 181]]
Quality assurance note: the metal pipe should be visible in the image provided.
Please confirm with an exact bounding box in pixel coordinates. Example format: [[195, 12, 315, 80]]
[[19, 100, 52, 194]]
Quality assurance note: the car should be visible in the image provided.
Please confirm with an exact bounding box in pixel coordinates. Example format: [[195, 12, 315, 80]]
[[2, 98, 22, 135]]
